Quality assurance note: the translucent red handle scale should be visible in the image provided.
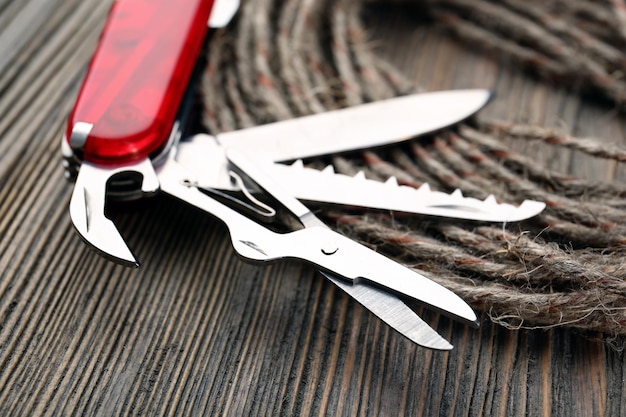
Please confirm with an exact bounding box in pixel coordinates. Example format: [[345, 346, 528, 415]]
[[66, 0, 215, 165]]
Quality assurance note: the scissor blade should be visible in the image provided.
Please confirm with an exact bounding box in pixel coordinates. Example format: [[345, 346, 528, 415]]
[[271, 227, 479, 326], [157, 155, 455, 349], [223, 148, 478, 326], [216, 89, 491, 162], [321, 271, 453, 350]]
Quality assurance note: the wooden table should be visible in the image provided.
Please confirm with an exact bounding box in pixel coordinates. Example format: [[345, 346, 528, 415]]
[[1, 1, 625, 415]]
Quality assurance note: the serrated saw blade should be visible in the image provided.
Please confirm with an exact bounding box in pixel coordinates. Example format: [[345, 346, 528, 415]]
[[176, 135, 545, 222]]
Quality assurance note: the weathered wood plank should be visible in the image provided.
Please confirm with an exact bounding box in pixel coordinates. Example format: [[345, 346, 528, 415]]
[[0, 1, 625, 416]]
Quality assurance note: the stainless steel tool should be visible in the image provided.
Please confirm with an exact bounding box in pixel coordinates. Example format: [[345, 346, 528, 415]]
[[62, 0, 545, 350], [159, 143, 479, 350]]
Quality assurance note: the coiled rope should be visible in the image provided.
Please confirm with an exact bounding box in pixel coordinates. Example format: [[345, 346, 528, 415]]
[[201, 0, 626, 345]]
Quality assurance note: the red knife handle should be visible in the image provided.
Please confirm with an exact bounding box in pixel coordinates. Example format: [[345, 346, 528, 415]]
[[66, 0, 215, 166]]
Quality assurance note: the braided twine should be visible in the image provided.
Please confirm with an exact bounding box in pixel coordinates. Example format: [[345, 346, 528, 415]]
[[200, 0, 626, 346]]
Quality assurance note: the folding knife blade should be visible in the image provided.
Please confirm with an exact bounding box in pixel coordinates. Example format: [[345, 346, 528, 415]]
[[216, 89, 492, 162]]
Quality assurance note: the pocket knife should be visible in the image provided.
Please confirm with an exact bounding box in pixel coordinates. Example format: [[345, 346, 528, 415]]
[[62, 0, 545, 350]]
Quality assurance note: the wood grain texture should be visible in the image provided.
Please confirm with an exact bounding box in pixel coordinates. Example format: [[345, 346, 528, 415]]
[[1, 1, 625, 415]]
